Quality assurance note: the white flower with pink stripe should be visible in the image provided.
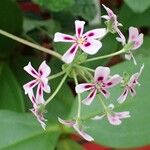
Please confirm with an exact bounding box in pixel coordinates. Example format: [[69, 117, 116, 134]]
[[118, 64, 144, 104], [23, 61, 51, 105], [75, 66, 122, 105], [54, 20, 106, 64], [92, 104, 130, 125], [23, 61, 51, 129], [58, 117, 94, 141]]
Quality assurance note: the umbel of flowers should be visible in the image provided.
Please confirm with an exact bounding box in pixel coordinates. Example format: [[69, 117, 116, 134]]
[[23, 4, 144, 141]]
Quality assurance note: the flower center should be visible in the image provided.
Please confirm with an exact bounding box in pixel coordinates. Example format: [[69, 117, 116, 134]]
[[77, 37, 85, 45]]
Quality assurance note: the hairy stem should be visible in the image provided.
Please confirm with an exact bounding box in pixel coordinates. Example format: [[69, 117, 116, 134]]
[[45, 73, 68, 105], [0, 29, 62, 60], [48, 70, 65, 80]]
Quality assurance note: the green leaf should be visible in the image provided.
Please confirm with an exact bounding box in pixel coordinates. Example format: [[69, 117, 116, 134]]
[[70, 57, 150, 148], [0, 63, 25, 112], [56, 139, 84, 150], [119, 4, 150, 28], [124, 0, 150, 13], [69, 0, 97, 21], [0, 0, 23, 58], [0, 110, 60, 150], [33, 0, 75, 12]]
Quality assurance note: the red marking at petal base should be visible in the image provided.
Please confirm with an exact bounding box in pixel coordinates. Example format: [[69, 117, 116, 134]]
[[84, 42, 91, 47], [98, 76, 104, 81], [70, 45, 77, 54], [78, 28, 81, 36], [88, 32, 94, 37], [84, 85, 93, 88], [107, 82, 112, 86], [64, 36, 74, 40]]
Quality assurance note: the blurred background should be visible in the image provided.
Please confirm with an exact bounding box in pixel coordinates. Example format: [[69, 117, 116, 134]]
[[0, 0, 150, 150]]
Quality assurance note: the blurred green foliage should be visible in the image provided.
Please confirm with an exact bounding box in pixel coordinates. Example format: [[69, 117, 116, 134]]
[[0, 0, 149, 149]]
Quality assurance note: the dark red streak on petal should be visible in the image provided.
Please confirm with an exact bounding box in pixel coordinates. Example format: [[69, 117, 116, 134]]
[[123, 89, 127, 95], [98, 76, 103, 81], [64, 36, 74, 40], [39, 86, 42, 95], [32, 96, 36, 103], [107, 82, 112, 86], [84, 42, 91, 47], [89, 90, 95, 98], [39, 70, 43, 76], [101, 88, 107, 94], [130, 87, 134, 93], [78, 28, 81, 36], [84, 85, 93, 88], [88, 32, 94, 37], [31, 70, 37, 76], [70, 45, 77, 54]]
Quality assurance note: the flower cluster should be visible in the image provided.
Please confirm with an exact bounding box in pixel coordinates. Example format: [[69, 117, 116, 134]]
[[23, 4, 144, 141]]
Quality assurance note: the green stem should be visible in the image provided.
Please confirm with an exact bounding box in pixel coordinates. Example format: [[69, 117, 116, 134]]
[[85, 48, 125, 63], [73, 73, 81, 119], [97, 94, 108, 112], [0, 29, 62, 60], [45, 73, 68, 105], [48, 70, 65, 80], [80, 66, 94, 72]]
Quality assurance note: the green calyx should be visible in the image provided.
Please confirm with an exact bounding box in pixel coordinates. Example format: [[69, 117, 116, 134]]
[[38, 103, 47, 113]]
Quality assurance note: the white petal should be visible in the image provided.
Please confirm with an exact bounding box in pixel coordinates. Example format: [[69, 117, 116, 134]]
[[91, 114, 105, 120], [125, 53, 132, 60], [132, 33, 144, 50], [54, 32, 76, 42], [117, 88, 129, 104], [82, 89, 97, 105], [31, 108, 46, 130], [24, 62, 39, 78], [83, 28, 107, 39], [94, 66, 110, 82], [129, 87, 136, 97], [23, 80, 38, 95], [115, 27, 126, 45], [99, 88, 110, 98], [62, 44, 79, 64], [104, 74, 122, 88], [73, 123, 94, 141], [101, 15, 110, 20], [80, 39, 102, 55], [41, 78, 51, 93], [116, 111, 131, 119], [75, 83, 94, 93], [36, 83, 45, 104], [58, 117, 75, 127], [75, 20, 85, 38], [38, 61, 51, 77], [128, 27, 139, 42], [107, 114, 122, 125]]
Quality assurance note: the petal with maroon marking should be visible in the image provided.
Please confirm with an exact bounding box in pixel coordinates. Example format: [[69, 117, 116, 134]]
[[38, 61, 51, 77], [58, 117, 75, 127], [116, 27, 126, 45], [132, 33, 144, 50], [94, 66, 110, 82], [54, 32, 76, 42], [24, 62, 39, 78], [41, 78, 51, 93], [23, 80, 38, 95], [102, 4, 115, 18], [129, 87, 136, 97], [75, 20, 85, 38], [36, 83, 44, 104], [117, 88, 129, 104], [128, 27, 139, 43], [107, 114, 122, 125], [83, 28, 107, 39], [62, 44, 79, 64], [73, 123, 94, 141], [75, 83, 94, 93], [80, 39, 102, 55], [82, 89, 97, 105], [99, 88, 110, 98], [105, 74, 122, 88]]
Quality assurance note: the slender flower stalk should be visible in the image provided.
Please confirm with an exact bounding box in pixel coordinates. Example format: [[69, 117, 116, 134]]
[[48, 70, 65, 80], [0, 29, 62, 60], [73, 72, 81, 119], [84, 48, 125, 63], [45, 73, 68, 105]]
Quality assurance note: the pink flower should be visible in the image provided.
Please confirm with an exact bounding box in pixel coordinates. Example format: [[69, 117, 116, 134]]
[[23, 61, 51, 105], [102, 4, 126, 45], [92, 104, 130, 125], [58, 117, 94, 141], [75, 66, 122, 105], [54, 20, 106, 64], [118, 64, 144, 104]]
